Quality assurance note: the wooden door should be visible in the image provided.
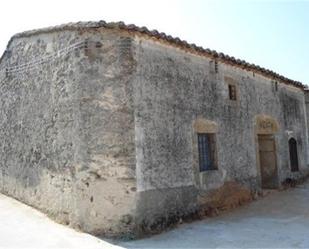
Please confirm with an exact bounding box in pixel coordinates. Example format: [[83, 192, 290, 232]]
[[258, 135, 278, 189]]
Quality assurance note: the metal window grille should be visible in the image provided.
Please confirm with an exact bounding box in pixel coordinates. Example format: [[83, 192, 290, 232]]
[[198, 133, 217, 171]]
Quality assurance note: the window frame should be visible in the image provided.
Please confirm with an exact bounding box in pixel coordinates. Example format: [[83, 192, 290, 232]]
[[197, 133, 218, 172], [288, 137, 299, 172], [228, 84, 237, 101], [224, 76, 239, 104]]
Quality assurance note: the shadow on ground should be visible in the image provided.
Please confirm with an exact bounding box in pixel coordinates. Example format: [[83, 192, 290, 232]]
[[114, 182, 309, 248], [0, 182, 308, 248]]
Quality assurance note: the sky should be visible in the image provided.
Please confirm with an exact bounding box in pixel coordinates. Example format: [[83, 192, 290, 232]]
[[0, 0, 308, 84]]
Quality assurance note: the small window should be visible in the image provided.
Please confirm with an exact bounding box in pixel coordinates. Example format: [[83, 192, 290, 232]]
[[197, 133, 217, 171], [228, 84, 237, 100], [274, 81, 278, 92], [289, 138, 299, 172]]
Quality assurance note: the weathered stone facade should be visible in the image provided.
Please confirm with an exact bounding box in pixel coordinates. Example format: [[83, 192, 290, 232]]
[[0, 21, 308, 237]]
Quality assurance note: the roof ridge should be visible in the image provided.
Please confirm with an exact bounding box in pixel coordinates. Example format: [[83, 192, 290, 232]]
[[1, 20, 306, 89]]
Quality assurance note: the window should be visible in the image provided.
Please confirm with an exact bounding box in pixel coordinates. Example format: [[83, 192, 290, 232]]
[[289, 138, 299, 172], [197, 133, 217, 171], [228, 84, 237, 100], [274, 81, 278, 92]]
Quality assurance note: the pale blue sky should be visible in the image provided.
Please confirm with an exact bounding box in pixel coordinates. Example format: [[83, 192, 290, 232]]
[[0, 0, 308, 84], [180, 1, 309, 85]]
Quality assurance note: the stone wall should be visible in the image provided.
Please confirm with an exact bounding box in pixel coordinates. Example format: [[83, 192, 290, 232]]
[[0, 30, 82, 225], [72, 30, 137, 236], [0, 28, 137, 237], [131, 36, 309, 232], [304, 90, 309, 165]]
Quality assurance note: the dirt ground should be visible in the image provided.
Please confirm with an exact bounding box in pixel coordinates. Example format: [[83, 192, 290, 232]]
[[118, 182, 309, 248], [0, 182, 309, 248]]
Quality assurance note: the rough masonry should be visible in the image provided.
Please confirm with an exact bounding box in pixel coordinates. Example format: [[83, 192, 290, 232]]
[[0, 21, 308, 237]]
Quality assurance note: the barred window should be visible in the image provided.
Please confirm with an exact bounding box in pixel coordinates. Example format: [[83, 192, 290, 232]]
[[198, 133, 217, 171]]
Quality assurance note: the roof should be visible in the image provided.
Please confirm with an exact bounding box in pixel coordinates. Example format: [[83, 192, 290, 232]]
[[1, 20, 306, 89]]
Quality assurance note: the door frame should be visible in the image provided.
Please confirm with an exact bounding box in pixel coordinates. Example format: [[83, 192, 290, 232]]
[[254, 115, 280, 189], [256, 134, 279, 189]]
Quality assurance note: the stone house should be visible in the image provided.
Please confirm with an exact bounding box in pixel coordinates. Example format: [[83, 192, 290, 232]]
[[0, 21, 308, 237]]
